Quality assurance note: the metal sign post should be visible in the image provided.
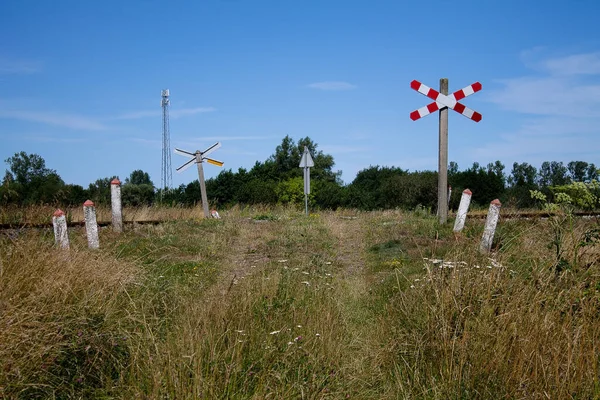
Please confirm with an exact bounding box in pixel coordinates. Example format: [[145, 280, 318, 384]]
[[175, 142, 223, 218], [299, 146, 314, 216], [410, 79, 482, 224]]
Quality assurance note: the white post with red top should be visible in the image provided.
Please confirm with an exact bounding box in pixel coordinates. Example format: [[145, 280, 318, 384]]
[[52, 209, 70, 249], [453, 189, 472, 233], [111, 178, 123, 233], [83, 200, 100, 249], [480, 199, 501, 253]]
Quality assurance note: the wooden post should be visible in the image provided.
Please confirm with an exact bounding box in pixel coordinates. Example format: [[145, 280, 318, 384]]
[[110, 178, 123, 233], [480, 199, 501, 253], [447, 185, 452, 209], [196, 154, 210, 218], [52, 209, 70, 249], [437, 78, 449, 224], [453, 189, 472, 233], [83, 200, 100, 249]]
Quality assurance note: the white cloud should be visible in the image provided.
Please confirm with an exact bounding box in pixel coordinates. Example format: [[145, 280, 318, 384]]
[[171, 107, 216, 118], [482, 49, 600, 165], [307, 81, 357, 91], [10, 134, 86, 143], [116, 110, 159, 120], [35, 136, 86, 143], [0, 109, 105, 130], [116, 107, 216, 120], [486, 50, 600, 117], [487, 77, 600, 117], [470, 118, 600, 164], [542, 52, 600, 76], [0, 103, 216, 132], [0, 58, 41, 74]]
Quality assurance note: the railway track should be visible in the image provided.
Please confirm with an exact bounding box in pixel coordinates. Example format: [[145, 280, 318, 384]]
[[0, 211, 598, 231], [463, 211, 600, 220], [0, 219, 164, 230]]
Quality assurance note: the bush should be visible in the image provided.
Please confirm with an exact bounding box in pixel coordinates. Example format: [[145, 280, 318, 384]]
[[550, 181, 600, 210]]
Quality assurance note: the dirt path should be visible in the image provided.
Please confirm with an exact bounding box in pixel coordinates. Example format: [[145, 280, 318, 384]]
[[207, 214, 371, 299], [212, 218, 284, 296], [322, 215, 368, 278]]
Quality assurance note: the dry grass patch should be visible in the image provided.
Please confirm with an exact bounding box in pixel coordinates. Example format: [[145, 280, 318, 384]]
[[0, 233, 140, 398], [1, 208, 599, 398]]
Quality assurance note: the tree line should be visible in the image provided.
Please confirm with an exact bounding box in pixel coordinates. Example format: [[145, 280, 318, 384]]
[[2, 136, 599, 211]]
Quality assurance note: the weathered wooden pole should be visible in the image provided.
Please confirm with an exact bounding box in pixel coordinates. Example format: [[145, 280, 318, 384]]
[[480, 199, 501, 253], [174, 143, 223, 219], [196, 154, 210, 218], [411, 79, 482, 222], [437, 78, 449, 224], [52, 209, 70, 249], [453, 189, 472, 233], [110, 178, 123, 233], [83, 200, 100, 249]]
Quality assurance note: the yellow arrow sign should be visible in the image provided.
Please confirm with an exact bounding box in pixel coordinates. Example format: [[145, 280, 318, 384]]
[[205, 158, 224, 167]]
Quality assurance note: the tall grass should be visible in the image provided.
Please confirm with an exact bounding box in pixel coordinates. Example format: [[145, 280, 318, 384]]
[[0, 204, 208, 225], [0, 232, 140, 398], [0, 208, 598, 398]]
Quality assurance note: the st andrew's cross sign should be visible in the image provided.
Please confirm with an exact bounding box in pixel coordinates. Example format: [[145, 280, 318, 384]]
[[410, 78, 482, 224]]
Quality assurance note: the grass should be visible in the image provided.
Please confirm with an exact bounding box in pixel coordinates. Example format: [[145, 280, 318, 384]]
[[1, 206, 599, 398]]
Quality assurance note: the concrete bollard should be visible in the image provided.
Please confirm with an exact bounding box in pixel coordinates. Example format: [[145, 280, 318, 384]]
[[52, 209, 70, 249], [83, 200, 100, 249], [111, 178, 123, 233], [453, 189, 473, 233], [480, 199, 501, 253]]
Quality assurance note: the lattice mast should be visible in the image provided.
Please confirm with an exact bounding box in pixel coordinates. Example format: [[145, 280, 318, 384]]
[[161, 89, 172, 190]]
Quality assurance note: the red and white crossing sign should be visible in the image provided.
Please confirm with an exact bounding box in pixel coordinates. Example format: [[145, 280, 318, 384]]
[[410, 80, 482, 122]]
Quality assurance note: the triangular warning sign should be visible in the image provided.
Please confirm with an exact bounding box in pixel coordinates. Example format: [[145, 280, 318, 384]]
[[299, 147, 314, 168]]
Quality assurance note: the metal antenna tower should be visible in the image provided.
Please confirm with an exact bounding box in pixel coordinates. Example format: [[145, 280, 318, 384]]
[[161, 89, 172, 191]]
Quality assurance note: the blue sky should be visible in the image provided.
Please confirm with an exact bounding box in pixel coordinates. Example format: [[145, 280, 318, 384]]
[[1, 0, 600, 188]]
